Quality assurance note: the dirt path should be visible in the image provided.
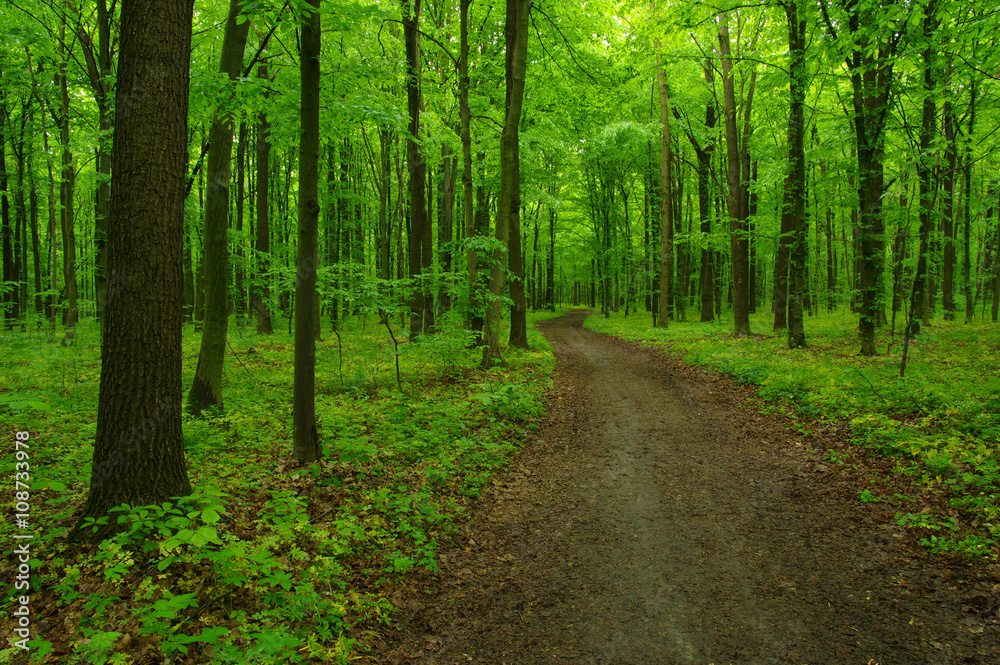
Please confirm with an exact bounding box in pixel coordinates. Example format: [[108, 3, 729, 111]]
[[365, 311, 999, 664]]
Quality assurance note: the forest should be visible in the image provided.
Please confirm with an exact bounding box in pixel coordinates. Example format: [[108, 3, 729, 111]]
[[2, 0, 1000, 662]]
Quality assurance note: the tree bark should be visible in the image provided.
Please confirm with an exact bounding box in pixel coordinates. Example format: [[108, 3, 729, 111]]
[[187, 0, 251, 414], [293, 0, 322, 463], [481, 0, 529, 368], [718, 12, 750, 336], [784, 0, 807, 349], [403, 0, 434, 338], [71, 0, 194, 542]]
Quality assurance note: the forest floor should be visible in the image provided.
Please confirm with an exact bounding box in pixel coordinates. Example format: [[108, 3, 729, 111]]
[[362, 310, 1000, 665]]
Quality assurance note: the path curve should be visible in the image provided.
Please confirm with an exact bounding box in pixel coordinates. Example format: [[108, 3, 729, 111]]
[[366, 310, 998, 664]]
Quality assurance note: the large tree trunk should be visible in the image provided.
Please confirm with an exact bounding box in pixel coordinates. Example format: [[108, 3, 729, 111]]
[[293, 0, 322, 463], [718, 12, 750, 336], [481, 0, 529, 368], [71, 0, 194, 542], [784, 0, 807, 349], [403, 0, 434, 338], [835, 1, 895, 355], [255, 61, 273, 334], [187, 0, 250, 414]]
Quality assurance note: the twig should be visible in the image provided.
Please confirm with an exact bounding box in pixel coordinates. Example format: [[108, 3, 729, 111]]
[[226, 338, 257, 381], [853, 368, 888, 405], [380, 312, 403, 391]]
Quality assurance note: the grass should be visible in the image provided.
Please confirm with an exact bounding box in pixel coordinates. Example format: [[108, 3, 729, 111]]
[[0, 308, 561, 664], [586, 306, 1000, 560]]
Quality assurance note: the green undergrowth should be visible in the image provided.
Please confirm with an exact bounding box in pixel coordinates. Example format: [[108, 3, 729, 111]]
[[586, 308, 1000, 561], [0, 309, 560, 663]]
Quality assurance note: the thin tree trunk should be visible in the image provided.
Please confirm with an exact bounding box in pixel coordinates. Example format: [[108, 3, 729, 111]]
[[941, 73, 957, 321], [58, 22, 79, 331], [718, 12, 750, 335], [255, 61, 273, 334], [403, 0, 433, 338], [655, 60, 672, 329], [963, 79, 976, 322], [293, 0, 322, 463], [482, 0, 529, 368], [784, 0, 807, 349], [188, 0, 251, 414]]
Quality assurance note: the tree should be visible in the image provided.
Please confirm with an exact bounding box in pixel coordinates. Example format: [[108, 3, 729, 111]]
[[820, 0, 901, 355], [909, 0, 937, 334], [254, 60, 274, 334], [403, 0, 434, 338], [718, 11, 751, 336], [482, 0, 530, 368], [71, 0, 194, 542], [654, 59, 672, 329], [293, 0, 322, 463], [187, 0, 251, 415], [783, 0, 808, 349]]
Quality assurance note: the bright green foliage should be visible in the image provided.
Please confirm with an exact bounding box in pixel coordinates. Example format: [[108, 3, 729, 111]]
[[0, 310, 557, 662], [587, 309, 1000, 560]]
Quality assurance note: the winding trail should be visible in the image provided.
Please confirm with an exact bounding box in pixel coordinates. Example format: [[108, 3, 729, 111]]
[[367, 311, 997, 664]]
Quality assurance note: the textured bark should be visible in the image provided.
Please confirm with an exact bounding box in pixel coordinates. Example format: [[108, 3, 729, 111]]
[[187, 0, 250, 414], [784, 0, 807, 349], [831, 0, 895, 355], [404, 0, 434, 338], [718, 12, 750, 336], [71, 0, 194, 542], [481, 0, 529, 368], [293, 0, 322, 463]]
